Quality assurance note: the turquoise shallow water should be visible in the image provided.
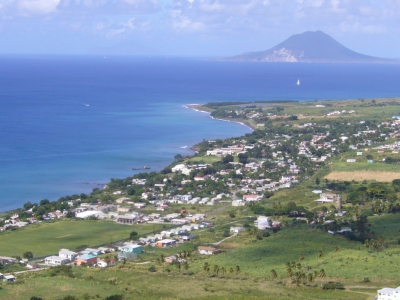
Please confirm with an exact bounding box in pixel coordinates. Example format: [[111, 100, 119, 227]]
[[1, 55, 400, 211]]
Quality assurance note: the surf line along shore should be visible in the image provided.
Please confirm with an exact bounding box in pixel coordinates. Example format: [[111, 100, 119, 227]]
[[183, 104, 255, 132]]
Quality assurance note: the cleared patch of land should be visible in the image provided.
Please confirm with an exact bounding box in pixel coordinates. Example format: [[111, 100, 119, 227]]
[[0, 220, 168, 257], [325, 171, 400, 182]]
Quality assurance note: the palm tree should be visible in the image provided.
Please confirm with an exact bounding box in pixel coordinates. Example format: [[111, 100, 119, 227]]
[[270, 269, 278, 280], [299, 254, 305, 261], [229, 267, 234, 275], [205, 265, 210, 274], [213, 265, 220, 275], [235, 265, 240, 275], [287, 268, 293, 278], [220, 267, 226, 276], [318, 250, 324, 258], [203, 262, 209, 271], [294, 272, 302, 286], [334, 245, 340, 252], [319, 269, 326, 278], [296, 263, 302, 270], [307, 273, 314, 283]]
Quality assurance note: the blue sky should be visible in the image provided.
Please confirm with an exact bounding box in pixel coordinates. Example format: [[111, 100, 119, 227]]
[[0, 0, 399, 58]]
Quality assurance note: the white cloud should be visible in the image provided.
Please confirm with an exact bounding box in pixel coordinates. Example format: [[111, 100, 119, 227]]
[[200, 1, 225, 12], [339, 21, 386, 34], [105, 17, 151, 37], [18, 0, 60, 14]]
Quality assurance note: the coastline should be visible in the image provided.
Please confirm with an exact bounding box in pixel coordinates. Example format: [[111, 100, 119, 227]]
[[184, 104, 255, 132], [1, 104, 252, 215]]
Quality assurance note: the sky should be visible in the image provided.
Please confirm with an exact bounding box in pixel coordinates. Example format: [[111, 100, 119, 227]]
[[0, 0, 400, 58]]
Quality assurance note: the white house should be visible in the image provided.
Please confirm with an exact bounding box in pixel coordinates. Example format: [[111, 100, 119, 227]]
[[3, 275, 16, 282], [232, 200, 246, 206], [59, 249, 78, 260], [337, 227, 352, 233], [45, 256, 70, 266], [230, 227, 245, 233], [255, 216, 272, 230], [97, 257, 116, 268], [181, 195, 192, 201], [377, 286, 400, 300]]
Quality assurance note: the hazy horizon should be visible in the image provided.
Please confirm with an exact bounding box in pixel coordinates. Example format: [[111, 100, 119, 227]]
[[0, 1, 399, 59]]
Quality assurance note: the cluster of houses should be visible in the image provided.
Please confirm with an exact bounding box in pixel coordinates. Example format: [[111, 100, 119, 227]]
[[326, 109, 355, 116], [44, 245, 140, 268]]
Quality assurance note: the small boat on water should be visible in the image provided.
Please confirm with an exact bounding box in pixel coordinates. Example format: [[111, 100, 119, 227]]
[[132, 166, 151, 170]]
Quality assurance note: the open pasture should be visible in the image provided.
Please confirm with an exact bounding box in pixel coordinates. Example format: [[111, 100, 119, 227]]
[[325, 171, 400, 182], [189, 224, 400, 283], [0, 219, 166, 257]]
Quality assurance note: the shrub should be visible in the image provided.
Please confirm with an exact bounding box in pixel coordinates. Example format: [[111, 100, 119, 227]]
[[262, 231, 270, 237], [105, 295, 123, 300], [322, 282, 345, 290], [148, 265, 157, 272]]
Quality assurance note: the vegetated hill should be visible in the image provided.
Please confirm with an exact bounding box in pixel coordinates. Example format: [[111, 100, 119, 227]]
[[226, 30, 394, 63]]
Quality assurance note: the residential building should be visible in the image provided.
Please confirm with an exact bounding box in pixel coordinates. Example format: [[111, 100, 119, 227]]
[[45, 256, 70, 266], [155, 239, 177, 248], [75, 254, 97, 266], [377, 286, 400, 300], [230, 226, 245, 233], [59, 249, 78, 260]]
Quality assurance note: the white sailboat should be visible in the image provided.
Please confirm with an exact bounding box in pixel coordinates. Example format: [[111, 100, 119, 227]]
[[296, 79, 300, 86]]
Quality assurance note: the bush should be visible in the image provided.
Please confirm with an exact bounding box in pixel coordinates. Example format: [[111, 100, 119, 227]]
[[63, 296, 77, 300], [262, 231, 270, 237], [148, 265, 157, 272], [105, 295, 123, 300], [322, 282, 345, 290]]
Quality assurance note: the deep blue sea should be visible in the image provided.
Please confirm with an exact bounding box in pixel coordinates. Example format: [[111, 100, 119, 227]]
[[1, 55, 400, 211]]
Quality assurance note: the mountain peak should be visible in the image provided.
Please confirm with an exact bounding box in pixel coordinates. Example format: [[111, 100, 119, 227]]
[[226, 31, 393, 63]]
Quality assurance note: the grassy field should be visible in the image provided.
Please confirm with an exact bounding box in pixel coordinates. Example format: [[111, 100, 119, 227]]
[[2, 221, 397, 299], [368, 214, 400, 244], [185, 155, 222, 164], [186, 223, 400, 282], [325, 171, 400, 182], [270, 98, 400, 120], [0, 266, 373, 300], [0, 219, 167, 257]]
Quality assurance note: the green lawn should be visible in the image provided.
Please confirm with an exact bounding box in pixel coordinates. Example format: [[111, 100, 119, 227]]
[[0, 261, 371, 300], [188, 223, 400, 283], [185, 155, 222, 164], [0, 219, 167, 257]]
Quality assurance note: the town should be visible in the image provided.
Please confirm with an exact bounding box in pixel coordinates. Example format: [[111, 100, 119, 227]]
[[1, 98, 400, 300]]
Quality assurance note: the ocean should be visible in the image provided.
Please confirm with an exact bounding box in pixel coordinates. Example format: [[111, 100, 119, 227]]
[[1, 55, 400, 211]]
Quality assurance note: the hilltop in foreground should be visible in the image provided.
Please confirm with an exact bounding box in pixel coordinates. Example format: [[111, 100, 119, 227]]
[[225, 31, 394, 63]]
